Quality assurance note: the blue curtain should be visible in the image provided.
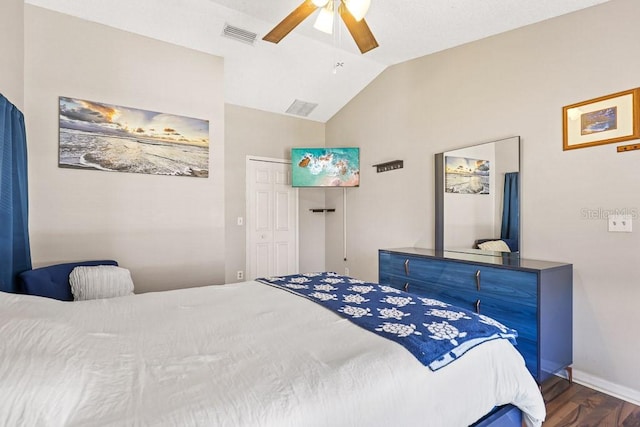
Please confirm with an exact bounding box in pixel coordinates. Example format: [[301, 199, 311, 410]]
[[0, 94, 32, 293], [500, 172, 519, 244]]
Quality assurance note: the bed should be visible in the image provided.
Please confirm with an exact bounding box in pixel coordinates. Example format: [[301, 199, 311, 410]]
[[1, 263, 545, 426]]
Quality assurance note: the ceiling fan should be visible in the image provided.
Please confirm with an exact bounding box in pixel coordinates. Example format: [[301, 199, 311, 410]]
[[263, 0, 379, 54]]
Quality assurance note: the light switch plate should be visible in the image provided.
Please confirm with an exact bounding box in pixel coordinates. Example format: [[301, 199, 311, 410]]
[[608, 214, 632, 232]]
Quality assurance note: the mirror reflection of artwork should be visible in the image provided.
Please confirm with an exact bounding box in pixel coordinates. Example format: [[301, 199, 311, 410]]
[[580, 107, 617, 135], [59, 97, 210, 178], [445, 156, 490, 194]]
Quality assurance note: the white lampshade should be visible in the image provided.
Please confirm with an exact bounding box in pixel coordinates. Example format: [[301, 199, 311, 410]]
[[344, 0, 371, 21], [312, 0, 330, 7], [313, 3, 334, 34]]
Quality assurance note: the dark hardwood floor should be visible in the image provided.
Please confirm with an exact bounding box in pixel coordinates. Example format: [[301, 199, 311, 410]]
[[541, 376, 640, 426]]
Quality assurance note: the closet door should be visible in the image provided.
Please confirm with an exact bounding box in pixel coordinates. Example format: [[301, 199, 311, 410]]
[[246, 157, 298, 280]]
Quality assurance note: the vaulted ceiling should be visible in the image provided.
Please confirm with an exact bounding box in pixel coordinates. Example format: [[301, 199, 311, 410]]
[[26, 0, 610, 122]]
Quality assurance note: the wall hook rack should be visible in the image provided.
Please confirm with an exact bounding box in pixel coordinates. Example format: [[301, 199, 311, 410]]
[[617, 143, 640, 153], [309, 208, 336, 213], [373, 160, 403, 173]]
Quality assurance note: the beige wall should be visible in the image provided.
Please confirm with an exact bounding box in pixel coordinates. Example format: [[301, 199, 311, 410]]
[[224, 104, 326, 283], [327, 0, 640, 403], [0, 0, 24, 109], [24, 6, 225, 293]]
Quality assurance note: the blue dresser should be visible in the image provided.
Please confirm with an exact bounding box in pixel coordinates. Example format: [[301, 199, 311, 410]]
[[379, 247, 572, 383]]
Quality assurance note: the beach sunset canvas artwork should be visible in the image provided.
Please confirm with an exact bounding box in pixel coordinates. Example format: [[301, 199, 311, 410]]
[[59, 97, 210, 177], [445, 156, 490, 194]]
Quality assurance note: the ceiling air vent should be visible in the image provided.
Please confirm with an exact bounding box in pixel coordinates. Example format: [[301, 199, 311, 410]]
[[286, 99, 318, 117], [222, 23, 257, 45]]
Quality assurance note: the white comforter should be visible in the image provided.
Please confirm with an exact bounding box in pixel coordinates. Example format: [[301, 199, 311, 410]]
[[0, 281, 545, 427]]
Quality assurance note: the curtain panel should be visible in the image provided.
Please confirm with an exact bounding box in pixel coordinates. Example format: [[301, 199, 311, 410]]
[[500, 172, 519, 244], [0, 93, 32, 293]]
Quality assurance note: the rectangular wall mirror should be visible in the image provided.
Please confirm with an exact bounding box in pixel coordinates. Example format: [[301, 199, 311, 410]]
[[435, 136, 521, 256]]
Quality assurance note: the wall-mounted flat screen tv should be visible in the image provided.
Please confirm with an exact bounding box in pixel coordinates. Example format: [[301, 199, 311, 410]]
[[291, 147, 360, 187]]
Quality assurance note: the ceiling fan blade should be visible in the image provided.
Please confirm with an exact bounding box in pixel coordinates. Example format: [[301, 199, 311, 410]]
[[339, 2, 379, 54], [263, 0, 319, 44]]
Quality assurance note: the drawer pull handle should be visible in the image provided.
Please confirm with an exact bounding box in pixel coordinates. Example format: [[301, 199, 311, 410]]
[[475, 299, 481, 314], [475, 270, 481, 291], [404, 259, 410, 276], [404, 282, 409, 292]]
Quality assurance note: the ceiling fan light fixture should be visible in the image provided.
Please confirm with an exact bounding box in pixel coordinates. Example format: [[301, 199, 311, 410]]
[[344, 0, 371, 21], [313, 2, 334, 34], [311, 0, 330, 7], [263, 0, 378, 54]]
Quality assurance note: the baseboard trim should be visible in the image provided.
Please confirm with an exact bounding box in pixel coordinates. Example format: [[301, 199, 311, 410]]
[[558, 368, 640, 406]]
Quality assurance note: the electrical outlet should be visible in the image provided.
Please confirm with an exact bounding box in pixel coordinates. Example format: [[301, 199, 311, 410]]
[[237, 216, 244, 226], [344, 267, 350, 276], [237, 270, 244, 280], [608, 214, 632, 232]]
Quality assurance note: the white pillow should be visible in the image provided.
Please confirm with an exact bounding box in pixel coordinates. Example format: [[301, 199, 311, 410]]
[[477, 240, 511, 252], [69, 265, 135, 301]]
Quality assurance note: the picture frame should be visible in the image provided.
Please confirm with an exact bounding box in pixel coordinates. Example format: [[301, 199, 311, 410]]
[[58, 96, 210, 177], [562, 88, 640, 150], [444, 156, 490, 195]]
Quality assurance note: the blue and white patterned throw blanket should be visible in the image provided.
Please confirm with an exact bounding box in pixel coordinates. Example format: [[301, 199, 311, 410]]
[[256, 272, 517, 371]]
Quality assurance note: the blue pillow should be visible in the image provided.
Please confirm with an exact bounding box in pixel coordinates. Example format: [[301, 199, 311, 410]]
[[18, 260, 118, 301]]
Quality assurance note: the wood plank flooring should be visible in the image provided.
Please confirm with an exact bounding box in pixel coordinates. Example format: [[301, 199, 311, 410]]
[[542, 376, 640, 426]]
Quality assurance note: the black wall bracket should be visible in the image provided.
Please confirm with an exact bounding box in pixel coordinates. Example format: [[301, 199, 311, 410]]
[[373, 160, 403, 173], [309, 208, 336, 213]]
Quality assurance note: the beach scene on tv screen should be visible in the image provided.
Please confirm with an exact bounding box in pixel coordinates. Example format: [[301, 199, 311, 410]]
[[292, 148, 359, 187]]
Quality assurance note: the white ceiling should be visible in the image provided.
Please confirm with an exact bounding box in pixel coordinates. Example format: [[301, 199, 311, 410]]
[[26, 0, 610, 122]]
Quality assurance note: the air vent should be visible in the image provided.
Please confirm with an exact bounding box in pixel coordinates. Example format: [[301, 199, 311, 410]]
[[222, 23, 257, 45], [286, 99, 318, 117]]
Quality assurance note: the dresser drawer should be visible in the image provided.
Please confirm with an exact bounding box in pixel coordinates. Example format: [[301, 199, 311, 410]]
[[383, 254, 538, 306], [384, 275, 537, 341], [470, 267, 538, 307], [386, 274, 472, 310]]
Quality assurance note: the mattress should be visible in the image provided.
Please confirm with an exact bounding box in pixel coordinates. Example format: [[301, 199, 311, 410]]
[[0, 280, 545, 426]]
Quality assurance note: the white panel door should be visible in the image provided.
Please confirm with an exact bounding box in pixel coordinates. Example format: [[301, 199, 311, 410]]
[[246, 157, 298, 280]]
